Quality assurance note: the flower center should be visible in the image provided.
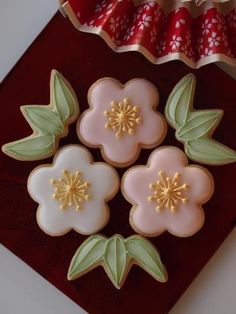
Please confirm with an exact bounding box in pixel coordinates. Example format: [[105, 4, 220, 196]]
[[148, 171, 188, 213], [51, 170, 91, 211], [104, 98, 142, 138]]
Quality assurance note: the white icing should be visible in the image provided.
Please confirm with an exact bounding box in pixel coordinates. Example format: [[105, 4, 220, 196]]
[[27, 145, 119, 236]]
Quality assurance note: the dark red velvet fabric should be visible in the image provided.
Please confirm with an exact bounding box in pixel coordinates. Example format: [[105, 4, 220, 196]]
[[0, 13, 235, 314]]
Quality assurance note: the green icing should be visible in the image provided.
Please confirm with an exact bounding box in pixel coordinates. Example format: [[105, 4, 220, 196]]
[[125, 235, 167, 282], [165, 73, 194, 128], [2, 134, 54, 160], [165, 73, 236, 165], [176, 110, 223, 141], [68, 235, 105, 280], [2, 70, 79, 161], [67, 234, 167, 289], [104, 236, 127, 289], [23, 106, 63, 135], [53, 70, 79, 122], [185, 138, 236, 165]]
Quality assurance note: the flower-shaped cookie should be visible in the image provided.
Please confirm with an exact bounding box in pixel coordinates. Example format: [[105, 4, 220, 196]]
[[122, 147, 214, 237], [77, 78, 167, 167], [28, 145, 119, 236]]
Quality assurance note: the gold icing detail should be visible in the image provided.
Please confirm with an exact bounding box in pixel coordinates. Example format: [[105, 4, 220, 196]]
[[148, 171, 188, 213], [104, 98, 142, 138], [51, 170, 91, 211]]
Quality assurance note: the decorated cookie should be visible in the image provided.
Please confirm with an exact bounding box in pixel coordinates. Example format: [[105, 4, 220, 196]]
[[27, 145, 119, 236], [2, 70, 79, 161], [122, 146, 214, 237], [77, 78, 167, 167], [67, 234, 168, 289], [165, 73, 236, 165]]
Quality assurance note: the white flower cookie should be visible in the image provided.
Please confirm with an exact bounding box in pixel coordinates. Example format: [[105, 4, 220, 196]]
[[28, 145, 119, 236], [77, 77, 167, 167]]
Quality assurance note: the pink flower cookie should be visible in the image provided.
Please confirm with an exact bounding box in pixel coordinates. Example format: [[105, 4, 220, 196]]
[[27, 145, 119, 236], [77, 78, 167, 167], [122, 147, 214, 237]]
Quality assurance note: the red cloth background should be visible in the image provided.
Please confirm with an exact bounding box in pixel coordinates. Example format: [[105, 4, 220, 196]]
[[0, 13, 236, 314]]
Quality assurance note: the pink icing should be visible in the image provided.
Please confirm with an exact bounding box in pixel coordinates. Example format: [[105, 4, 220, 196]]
[[77, 78, 166, 166], [122, 146, 214, 237]]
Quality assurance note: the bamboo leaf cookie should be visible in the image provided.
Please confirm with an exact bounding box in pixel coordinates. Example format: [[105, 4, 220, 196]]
[[77, 77, 167, 167], [122, 146, 214, 237], [104, 236, 127, 288], [126, 235, 166, 282], [2, 70, 79, 161], [165, 73, 236, 165], [27, 145, 119, 236], [68, 234, 168, 289], [68, 235, 106, 279]]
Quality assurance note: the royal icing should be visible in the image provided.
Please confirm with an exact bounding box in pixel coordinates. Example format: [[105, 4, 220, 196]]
[[2, 70, 79, 161], [165, 73, 236, 165], [27, 145, 119, 236], [122, 146, 214, 237], [68, 234, 168, 289], [77, 78, 167, 167]]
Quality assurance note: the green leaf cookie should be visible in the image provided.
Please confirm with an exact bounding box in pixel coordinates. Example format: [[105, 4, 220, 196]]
[[3, 134, 55, 160], [185, 139, 236, 165], [176, 110, 223, 141], [68, 235, 106, 280], [52, 70, 79, 122], [22, 106, 63, 135], [2, 70, 79, 161], [165, 73, 195, 128], [126, 235, 167, 282], [104, 236, 127, 289], [165, 74, 236, 165], [68, 234, 167, 289]]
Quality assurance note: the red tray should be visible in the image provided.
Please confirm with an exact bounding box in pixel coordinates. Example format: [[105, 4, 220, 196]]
[[0, 12, 236, 314]]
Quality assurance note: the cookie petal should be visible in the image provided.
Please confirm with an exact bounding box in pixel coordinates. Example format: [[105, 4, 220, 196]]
[[166, 203, 205, 237], [130, 203, 166, 236], [182, 165, 214, 204]]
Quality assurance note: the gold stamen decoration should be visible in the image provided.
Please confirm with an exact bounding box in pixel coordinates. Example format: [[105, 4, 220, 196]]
[[51, 170, 91, 211], [104, 98, 142, 138], [148, 171, 188, 213]]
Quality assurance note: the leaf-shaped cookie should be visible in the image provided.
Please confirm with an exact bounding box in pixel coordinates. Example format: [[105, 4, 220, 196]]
[[68, 234, 167, 289], [2, 70, 79, 161], [68, 235, 106, 280], [104, 236, 127, 289], [185, 139, 236, 165], [165, 73, 195, 128], [176, 110, 223, 141], [2, 134, 55, 161], [51, 70, 79, 122], [165, 73, 236, 165], [125, 235, 167, 282], [22, 106, 63, 135]]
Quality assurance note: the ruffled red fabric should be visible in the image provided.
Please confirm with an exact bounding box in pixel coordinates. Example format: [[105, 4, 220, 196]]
[[64, 0, 236, 68]]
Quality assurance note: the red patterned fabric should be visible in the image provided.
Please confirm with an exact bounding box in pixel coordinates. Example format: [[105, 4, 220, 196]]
[[0, 12, 236, 314], [66, 0, 236, 68]]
